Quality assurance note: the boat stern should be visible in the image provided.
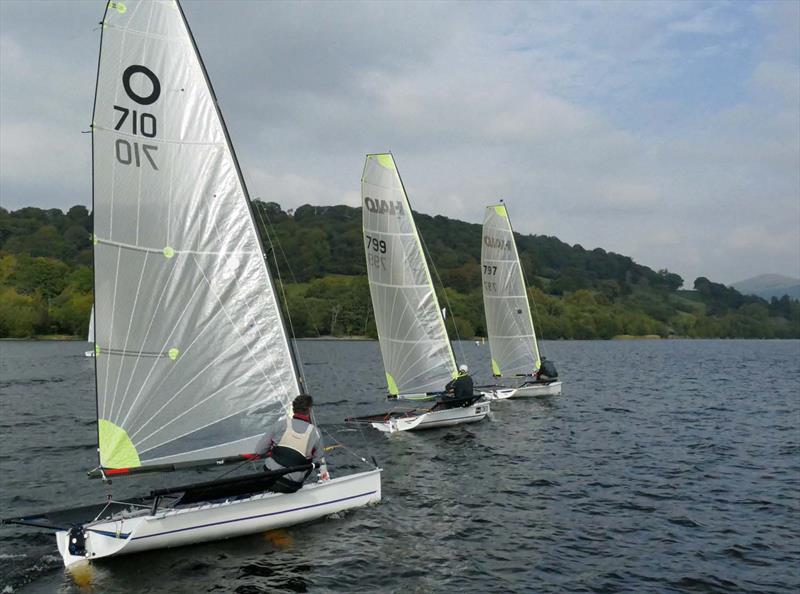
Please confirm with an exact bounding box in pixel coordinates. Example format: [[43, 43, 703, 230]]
[[56, 522, 135, 567]]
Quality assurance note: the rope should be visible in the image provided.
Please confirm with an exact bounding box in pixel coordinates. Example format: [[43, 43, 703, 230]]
[[416, 229, 468, 365], [252, 202, 377, 469], [528, 287, 547, 361], [253, 204, 307, 385], [320, 427, 374, 467]]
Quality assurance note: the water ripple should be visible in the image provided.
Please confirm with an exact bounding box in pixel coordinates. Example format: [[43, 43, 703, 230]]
[[1, 339, 799, 593]]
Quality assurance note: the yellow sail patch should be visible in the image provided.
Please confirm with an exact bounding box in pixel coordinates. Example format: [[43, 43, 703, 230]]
[[493, 205, 508, 218], [98, 419, 140, 468], [386, 372, 399, 396], [492, 358, 501, 376], [374, 154, 396, 171]]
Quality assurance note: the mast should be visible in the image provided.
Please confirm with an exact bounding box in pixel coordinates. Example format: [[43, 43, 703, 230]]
[[391, 155, 459, 374], [89, 0, 111, 470], [174, 0, 304, 393], [503, 203, 541, 368]]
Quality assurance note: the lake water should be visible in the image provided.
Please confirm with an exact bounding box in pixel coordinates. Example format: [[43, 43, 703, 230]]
[[1, 339, 798, 593]]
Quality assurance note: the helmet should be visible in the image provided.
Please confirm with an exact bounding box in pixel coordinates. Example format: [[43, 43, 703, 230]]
[[458, 364, 469, 373]]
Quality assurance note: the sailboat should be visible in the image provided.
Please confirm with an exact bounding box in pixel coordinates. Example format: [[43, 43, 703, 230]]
[[348, 153, 490, 432], [1, 0, 380, 566], [481, 203, 562, 399], [84, 306, 95, 357]]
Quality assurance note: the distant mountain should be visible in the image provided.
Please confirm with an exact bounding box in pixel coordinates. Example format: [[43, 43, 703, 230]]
[[731, 274, 800, 300]]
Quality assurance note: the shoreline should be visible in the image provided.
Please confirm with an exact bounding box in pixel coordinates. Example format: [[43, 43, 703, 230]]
[[2, 335, 797, 342]]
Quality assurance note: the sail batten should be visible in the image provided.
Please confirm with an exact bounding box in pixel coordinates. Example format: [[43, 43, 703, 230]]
[[362, 154, 457, 396], [93, 0, 298, 470], [481, 204, 540, 377]]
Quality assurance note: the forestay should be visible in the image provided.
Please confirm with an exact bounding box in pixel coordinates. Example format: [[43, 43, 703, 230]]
[[481, 204, 540, 377], [361, 154, 457, 396], [92, 0, 298, 470]]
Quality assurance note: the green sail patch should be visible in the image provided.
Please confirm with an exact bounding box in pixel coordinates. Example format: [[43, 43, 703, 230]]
[[98, 419, 140, 468], [386, 372, 399, 396], [493, 205, 508, 217], [374, 154, 396, 171], [491, 358, 502, 376]]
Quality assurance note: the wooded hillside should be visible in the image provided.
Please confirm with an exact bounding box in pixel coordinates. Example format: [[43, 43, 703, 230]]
[[1, 202, 797, 339]]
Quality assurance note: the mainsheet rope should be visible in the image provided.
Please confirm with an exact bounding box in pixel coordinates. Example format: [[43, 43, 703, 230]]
[[252, 202, 378, 470]]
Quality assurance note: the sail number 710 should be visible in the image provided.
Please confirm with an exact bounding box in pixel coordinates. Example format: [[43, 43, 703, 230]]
[[111, 64, 162, 171], [113, 106, 159, 171]]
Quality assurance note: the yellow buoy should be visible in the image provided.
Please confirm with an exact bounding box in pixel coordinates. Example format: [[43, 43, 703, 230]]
[[263, 528, 293, 548], [67, 560, 94, 588]]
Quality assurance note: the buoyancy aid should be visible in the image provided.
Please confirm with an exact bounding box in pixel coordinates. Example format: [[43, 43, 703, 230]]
[[270, 414, 314, 468]]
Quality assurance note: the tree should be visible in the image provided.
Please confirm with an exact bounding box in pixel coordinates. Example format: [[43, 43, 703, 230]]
[[10, 254, 70, 298], [0, 287, 44, 337]]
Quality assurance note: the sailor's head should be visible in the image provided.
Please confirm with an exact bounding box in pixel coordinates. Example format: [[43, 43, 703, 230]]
[[293, 394, 313, 414], [458, 364, 469, 374]]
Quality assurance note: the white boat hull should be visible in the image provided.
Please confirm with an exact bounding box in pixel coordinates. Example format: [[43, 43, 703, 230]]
[[485, 381, 562, 400], [370, 401, 490, 433], [55, 469, 381, 567]]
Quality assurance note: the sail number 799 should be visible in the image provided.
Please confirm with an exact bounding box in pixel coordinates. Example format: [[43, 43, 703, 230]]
[[365, 236, 387, 253], [365, 235, 387, 271]]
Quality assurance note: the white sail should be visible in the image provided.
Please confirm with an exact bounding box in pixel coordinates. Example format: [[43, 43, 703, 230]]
[[87, 306, 94, 344], [92, 0, 299, 469], [481, 204, 540, 377], [361, 153, 457, 396]]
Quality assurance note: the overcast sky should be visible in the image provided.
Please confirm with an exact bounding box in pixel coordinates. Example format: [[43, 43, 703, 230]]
[[1, 0, 798, 286]]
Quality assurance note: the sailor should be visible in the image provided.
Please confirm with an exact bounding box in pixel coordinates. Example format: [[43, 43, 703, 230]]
[[444, 364, 474, 399], [535, 357, 559, 381], [260, 394, 329, 493]]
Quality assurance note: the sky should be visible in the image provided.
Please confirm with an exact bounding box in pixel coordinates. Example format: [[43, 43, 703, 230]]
[[1, 0, 798, 286]]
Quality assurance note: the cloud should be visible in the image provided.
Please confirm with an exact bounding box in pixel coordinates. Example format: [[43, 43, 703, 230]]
[[0, 0, 797, 286], [595, 181, 661, 212], [668, 4, 741, 35]]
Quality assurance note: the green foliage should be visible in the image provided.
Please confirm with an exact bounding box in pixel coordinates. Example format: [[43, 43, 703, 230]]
[[0, 203, 797, 339], [0, 287, 44, 337], [10, 254, 70, 298], [0, 207, 94, 337]]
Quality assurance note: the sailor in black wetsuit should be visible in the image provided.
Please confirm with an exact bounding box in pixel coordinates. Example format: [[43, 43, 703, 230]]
[[445, 364, 474, 399], [535, 357, 558, 381], [258, 394, 329, 493]]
